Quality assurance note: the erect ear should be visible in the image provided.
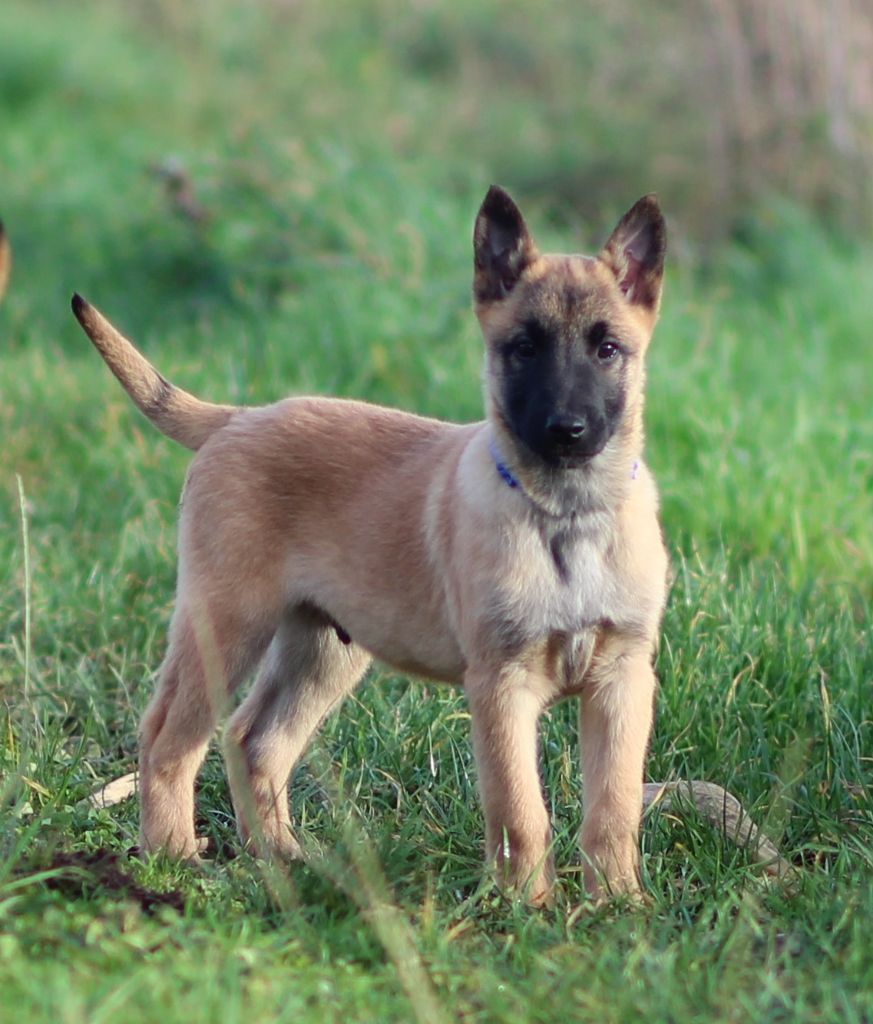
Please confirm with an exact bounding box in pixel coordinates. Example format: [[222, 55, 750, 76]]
[[473, 185, 539, 302], [599, 195, 666, 314]]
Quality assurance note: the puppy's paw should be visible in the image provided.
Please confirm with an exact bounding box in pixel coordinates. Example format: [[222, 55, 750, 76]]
[[241, 828, 304, 863], [582, 858, 648, 908], [490, 853, 556, 908], [136, 841, 205, 866]]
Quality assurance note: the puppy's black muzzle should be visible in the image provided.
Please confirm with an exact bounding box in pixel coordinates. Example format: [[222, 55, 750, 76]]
[[546, 413, 587, 446], [537, 410, 608, 465]]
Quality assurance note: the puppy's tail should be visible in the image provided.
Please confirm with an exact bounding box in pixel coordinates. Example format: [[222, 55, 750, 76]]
[[71, 294, 236, 450]]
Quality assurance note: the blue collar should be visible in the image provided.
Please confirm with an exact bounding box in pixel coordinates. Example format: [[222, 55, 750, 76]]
[[489, 436, 640, 490], [489, 437, 521, 489]]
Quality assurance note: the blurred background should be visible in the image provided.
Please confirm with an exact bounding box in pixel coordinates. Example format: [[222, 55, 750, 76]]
[[3, 0, 872, 321], [1, 0, 871, 584]]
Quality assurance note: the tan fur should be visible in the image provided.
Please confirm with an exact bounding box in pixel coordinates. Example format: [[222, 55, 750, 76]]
[[72, 296, 235, 450], [73, 190, 670, 905]]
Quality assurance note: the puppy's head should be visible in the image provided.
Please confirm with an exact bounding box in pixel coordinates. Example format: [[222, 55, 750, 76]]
[[474, 186, 665, 469]]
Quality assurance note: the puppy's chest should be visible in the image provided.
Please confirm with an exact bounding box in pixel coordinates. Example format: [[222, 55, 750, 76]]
[[491, 523, 624, 643]]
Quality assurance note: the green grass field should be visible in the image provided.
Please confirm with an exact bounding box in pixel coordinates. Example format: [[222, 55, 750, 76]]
[[1, 2, 871, 1021]]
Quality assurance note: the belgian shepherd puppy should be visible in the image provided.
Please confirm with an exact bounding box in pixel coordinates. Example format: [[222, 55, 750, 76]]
[[72, 186, 668, 904]]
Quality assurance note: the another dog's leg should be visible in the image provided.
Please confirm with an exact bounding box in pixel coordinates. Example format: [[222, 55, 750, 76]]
[[139, 602, 271, 859], [467, 670, 553, 906], [225, 609, 371, 859], [578, 642, 656, 901]]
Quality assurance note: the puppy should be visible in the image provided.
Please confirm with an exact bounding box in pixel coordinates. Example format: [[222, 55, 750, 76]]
[[72, 186, 668, 904]]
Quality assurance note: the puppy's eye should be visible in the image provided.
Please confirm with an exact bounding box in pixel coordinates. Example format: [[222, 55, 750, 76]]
[[514, 340, 537, 360], [597, 340, 621, 362]]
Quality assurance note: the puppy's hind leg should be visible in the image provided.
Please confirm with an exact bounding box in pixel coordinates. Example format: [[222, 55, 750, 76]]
[[139, 601, 273, 860], [225, 606, 371, 859]]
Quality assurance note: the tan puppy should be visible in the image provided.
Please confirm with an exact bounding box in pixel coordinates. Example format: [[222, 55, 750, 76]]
[[72, 186, 668, 905]]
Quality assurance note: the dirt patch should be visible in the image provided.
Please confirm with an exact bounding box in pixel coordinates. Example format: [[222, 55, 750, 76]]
[[39, 849, 185, 914]]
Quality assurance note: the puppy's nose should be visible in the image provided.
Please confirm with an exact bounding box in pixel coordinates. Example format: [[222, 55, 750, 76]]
[[546, 414, 586, 445]]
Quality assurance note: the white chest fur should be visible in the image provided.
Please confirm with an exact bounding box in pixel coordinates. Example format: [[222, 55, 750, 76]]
[[488, 514, 622, 643], [447, 433, 663, 671]]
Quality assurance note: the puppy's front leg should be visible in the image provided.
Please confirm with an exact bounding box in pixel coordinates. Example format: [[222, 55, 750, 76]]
[[466, 667, 554, 906], [578, 641, 656, 901]]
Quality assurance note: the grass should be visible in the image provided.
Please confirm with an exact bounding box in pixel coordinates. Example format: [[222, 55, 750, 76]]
[[1, 1, 871, 1021]]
